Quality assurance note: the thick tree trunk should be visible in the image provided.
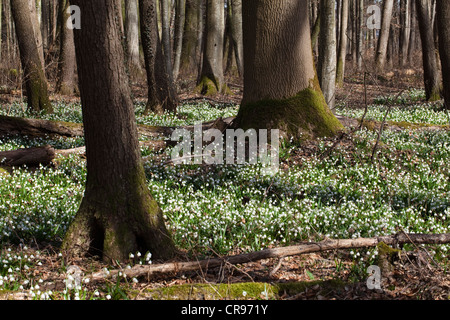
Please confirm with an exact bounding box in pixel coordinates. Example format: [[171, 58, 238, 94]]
[[179, 0, 199, 77], [196, 0, 228, 95], [28, 0, 45, 68], [56, 0, 77, 95], [416, 0, 441, 101], [125, 0, 143, 79], [139, 0, 178, 114], [436, 1, 450, 111], [317, 0, 337, 109], [62, 0, 178, 262], [375, 0, 394, 71], [11, 0, 53, 114], [336, 0, 348, 88], [160, 0, 173, 81], [235, 0, 343, 140]]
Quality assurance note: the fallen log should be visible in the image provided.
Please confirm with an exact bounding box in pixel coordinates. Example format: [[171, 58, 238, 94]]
[[0, 145, 55, 167], [89, 232, 450, 282], [0, 115, 234, 139]]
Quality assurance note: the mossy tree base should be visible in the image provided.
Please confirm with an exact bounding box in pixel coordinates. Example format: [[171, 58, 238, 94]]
[[195, 76, 231, 96], [235, 87, 344, 140], [62, 168, 179, 262]]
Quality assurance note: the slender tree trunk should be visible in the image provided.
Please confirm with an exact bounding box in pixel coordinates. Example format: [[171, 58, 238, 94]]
[[356, 0, 364, 71], [230, 0, 243, 78], [0, 0, 2, 61], [416, 0, 441, 101], [375, 0, 394, 71], [336, 0, 348, 88], [125, 0, 143, 79], [140, 0, 178, 114], [436, 0, 450, 111], [63, 0, 178, 263], [11, 0, 52, 113], [400, 0, 411, 66], [235, 0, 343, 140], [172, 0, 186, 80], [160, 0, 173, 81], [196, 0, 227, 95], [317, 0, 337, 109], [408, 0, 417, 63], [56, 0, 77, 95]]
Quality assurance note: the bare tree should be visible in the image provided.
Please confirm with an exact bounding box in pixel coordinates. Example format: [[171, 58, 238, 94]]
[[375, 0, 394, 71], [62, 0, 178, 262]]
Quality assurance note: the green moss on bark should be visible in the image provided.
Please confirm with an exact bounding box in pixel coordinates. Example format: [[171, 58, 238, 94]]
[[236, 86, 343, 140]]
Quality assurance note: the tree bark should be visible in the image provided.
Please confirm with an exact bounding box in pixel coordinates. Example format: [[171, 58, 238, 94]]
[[125, 0, 143, 79], [375, 0, 394, 71], [160, 0, 173, 81], [436, 0, 450, 111], [62, 0, 178, 262], [317, 0, 337, 109], [139, 0, 178, 114], [179, 0, 199, 77], [11, 0, 53, 114], [235, 0, 343, 140], [172, 0, 186, 80], [416, 0, 441, 101], [56, 0, 77, 95], [0, 145, 55, 167], [196, 0, 227, 95], [230, 0, 243, 78], [336, 0, 348, 88]]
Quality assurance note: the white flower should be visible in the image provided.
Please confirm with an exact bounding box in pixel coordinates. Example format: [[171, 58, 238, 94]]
[[106, 294, 111, 300]]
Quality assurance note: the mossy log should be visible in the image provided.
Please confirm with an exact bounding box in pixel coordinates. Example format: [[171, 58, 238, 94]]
[[90, 232, 450, 282]]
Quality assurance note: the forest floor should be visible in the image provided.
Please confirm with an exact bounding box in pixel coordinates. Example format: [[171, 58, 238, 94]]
[[0, 65, 449, 301]]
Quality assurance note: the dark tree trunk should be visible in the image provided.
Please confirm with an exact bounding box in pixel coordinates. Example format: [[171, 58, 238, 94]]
[[179, 0, 200, 77], [62, 0, 178, 262], [139, 0, 178, 114], [11, 0, 53, 114], [436, 0, 450, 111], [416, 0, 441, 101]]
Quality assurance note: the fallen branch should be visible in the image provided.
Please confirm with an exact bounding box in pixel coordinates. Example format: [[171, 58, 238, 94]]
[[89, 232, 450, 282]]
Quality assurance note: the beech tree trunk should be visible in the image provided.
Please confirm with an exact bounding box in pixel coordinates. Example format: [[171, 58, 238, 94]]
[[62, 0, 178, 262], [56, 0, 77, 95], [230, 0, 243, 78], [139, 0, 178, 114], [416, 0, 441, 101], [125, 0, 142, 79], [317, 0, 337, 109], [11, 0, 53, 114], [235, 0, 343, 140], [172, 0, 186, 80], [179, 0, 199, 77], [375, 0, 394, 71], [196, 0, 227, 95], [160, 0, 173, 81], [336, 0, 348, 88]]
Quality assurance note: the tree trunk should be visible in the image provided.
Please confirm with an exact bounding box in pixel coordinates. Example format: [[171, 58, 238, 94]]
[[416, 0, 441, 101], [356, 0, 364, 71], [230, 0, 243, 78], [317, 0, 337, 109], [56, 0, 77, 95], [436, 0, 450, 111], [11, 0, 53, 114], [408, 0, 417, 63], [125, 0, 143, 79], [179, 0, 199, 77], [336, 0, 348, 88], [235, 0, 343, 140], [172, 0, 186, 80], [375, 0, 394, 71], [62, 0, 178, 262], [0, 145, 55, 167], [400, 0, 411, 66], [139, 0, 178, 114], [196, 0, 227, 95], [160, 0, 173, 81], [28, 0, 45, 68]]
